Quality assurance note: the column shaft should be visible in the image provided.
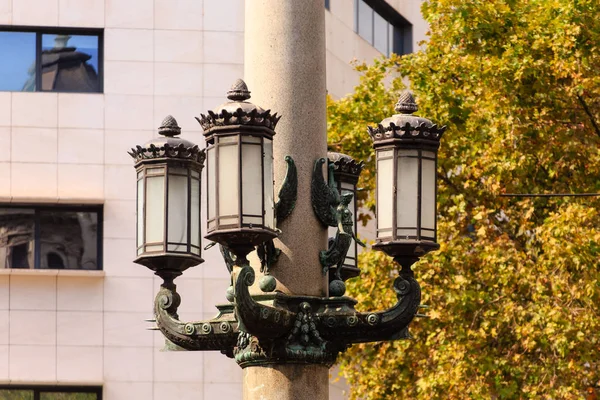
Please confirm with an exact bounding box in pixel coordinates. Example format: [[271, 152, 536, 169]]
[[245, 0, 328, 297]]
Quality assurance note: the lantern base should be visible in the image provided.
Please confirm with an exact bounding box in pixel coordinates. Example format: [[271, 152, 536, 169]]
[[205, 227, 278, 252], [134, 253, 204, 277], [372, 240, 439, 259]]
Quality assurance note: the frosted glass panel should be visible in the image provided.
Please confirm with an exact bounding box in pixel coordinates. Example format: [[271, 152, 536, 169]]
[[243, 216, 263, 225], [145, 176, 165, 243], [145, 244, 164, 252], [421, 158, 436, 231], [137, 178, 144, 248], [191, 177, 200, 248], [242, 144, 263, 218], [219, 216, 239, 226], [207, 147, 216, 221], [396, 228, 418, 238], [168, 174, 188, 250], [218, 143, 239, 217], [263, 140, 275, 229], [377, 157, 393, 235], [396, 153, 418, 229]]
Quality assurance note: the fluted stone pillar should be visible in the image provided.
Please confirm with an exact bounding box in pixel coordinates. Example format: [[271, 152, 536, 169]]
[[243, 1, 329, 399]]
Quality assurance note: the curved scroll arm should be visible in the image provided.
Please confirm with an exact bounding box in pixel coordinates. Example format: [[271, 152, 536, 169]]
[[233, 265, 296, 339], [154, 284, 238, 353], [314, 270, 421, 343]]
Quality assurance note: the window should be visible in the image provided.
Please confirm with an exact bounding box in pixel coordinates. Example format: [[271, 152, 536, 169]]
[[0, 386, 101, 400], [354, 0, 412, 56], [0, 205, 102, 270], [0, 27, 103, 93], [325, 0, 330, 10]]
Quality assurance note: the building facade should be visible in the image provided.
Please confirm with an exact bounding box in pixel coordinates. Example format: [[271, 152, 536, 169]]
[[0, 1, 427, 399]]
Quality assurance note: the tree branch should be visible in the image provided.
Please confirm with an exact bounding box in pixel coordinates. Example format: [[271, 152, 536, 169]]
[[577, 95, 600, 138]]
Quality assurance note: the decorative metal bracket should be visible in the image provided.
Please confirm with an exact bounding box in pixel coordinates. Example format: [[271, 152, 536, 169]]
[[311, 158, 365, 296], [151, 253, 422, 367], [153, 280, 239, 357], [256, 156, 297, 275]]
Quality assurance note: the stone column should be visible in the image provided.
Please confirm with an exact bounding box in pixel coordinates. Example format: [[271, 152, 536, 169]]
[[243, 1, 329, 399], [244, 0, 328, 298]]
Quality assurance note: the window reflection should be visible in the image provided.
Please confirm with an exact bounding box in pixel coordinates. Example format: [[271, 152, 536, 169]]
[[0, 207, 101, 270], [0, 32, 36, 91], [38, 34, 100, 92], [0, 30, 101, 93], [0, 209, 35, 269]]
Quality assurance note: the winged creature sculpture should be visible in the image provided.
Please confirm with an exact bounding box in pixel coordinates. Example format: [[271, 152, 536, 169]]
[[311, 158, 365, 280]]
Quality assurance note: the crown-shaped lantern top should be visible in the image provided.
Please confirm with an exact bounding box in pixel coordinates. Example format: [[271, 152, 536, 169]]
[[128, 115, 204, 165], [368, 90, 446, 148], [327, 152, 364, 185], [197, 79, 281, 133]]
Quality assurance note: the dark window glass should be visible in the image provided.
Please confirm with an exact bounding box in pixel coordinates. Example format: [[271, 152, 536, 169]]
[[0, 29, 102, 93], [0, 32, 36, 91], [41, 392, 98, 400], [0, 206, 102, 270], [373, 11, 388, 54], [0, 389, 35, 399], [357, 0, 373, 43], [325, 0, 330, 10], [0, 387, 100, 400], [354, 0, 411, 56]]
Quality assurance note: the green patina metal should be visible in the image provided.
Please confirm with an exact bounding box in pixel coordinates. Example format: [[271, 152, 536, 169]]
[[311, 158, 365, 296]]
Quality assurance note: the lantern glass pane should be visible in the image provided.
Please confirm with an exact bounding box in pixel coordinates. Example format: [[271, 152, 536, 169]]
[[421, 152, 436, 232], [340, 182, 356, 264], [376, 150, 394, 237], [191, 176, 200, 249], [242, 142, 263, 223], [218, 140, 239, 220], [263, 139, 275, 229], [167, 170, 188, 250], [145, 175, 165, 244], [396, 150, 418, 236], [136, 175, 144, 248], [207, 146, 216, 223]]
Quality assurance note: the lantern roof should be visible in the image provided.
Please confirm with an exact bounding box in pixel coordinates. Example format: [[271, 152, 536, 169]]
[[368, 90, 446, 145], [129, 115, 205, 165], [327, 152, 364, 185], [197, 79, 281, 133]]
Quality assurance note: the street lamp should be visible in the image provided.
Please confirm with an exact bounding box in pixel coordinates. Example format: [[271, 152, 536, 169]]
[[129, 84, 444, 381], [368, 90, 445, 266], [129, 115, 205, 280], [326, 151, 363, 281]]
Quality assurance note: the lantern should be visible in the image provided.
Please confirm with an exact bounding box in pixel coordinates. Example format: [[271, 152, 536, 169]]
[[129, 115, 205, 275], [327, 152, 363, 280], [368, 91, 445, 258], [197, 79, 280, 255]]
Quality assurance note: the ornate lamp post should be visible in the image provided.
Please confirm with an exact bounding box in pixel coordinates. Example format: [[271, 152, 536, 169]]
[[129, 2, 446, 399], [129, 115, 205, 282], [368, 90, 445, 268], [326, 152, 364, 282]]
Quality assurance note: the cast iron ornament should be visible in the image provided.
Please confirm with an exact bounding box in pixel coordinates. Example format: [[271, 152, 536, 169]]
[[150, 253, 422, 367], [311, 158, 365, 296]]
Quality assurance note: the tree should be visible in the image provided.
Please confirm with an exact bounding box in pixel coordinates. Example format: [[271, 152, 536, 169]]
[[328, 0, 600, 398]]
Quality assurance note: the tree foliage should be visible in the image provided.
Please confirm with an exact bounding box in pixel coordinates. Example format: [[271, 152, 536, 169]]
[[328, 0, 600, 398]]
